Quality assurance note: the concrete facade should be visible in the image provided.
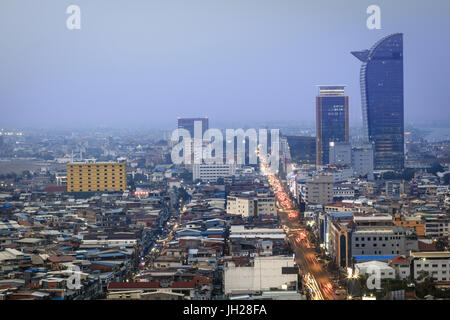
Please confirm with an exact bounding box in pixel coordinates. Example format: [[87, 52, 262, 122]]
[[223, 256, 298, 295]]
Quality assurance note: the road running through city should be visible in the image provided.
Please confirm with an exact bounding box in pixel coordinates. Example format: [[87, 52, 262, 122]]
[[258, 151, 337, 300]]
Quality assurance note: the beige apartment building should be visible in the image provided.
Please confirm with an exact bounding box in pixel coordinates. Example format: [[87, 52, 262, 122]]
[[305, 175, 334, 205], [226, 194, 277, 217]]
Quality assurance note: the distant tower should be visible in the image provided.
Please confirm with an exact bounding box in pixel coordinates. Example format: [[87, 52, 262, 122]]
[[315, 85, 349, 166], [177, 117, 209, 137], [352, 33, 405, 171], [176, 117, 209, 166]]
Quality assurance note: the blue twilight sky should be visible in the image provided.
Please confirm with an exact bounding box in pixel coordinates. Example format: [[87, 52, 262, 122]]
[[0, 0, 449, 129]]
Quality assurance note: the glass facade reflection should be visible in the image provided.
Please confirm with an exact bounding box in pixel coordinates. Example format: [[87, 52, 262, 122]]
[[316, 86, 349, 166], [352, 33, 404, 171]]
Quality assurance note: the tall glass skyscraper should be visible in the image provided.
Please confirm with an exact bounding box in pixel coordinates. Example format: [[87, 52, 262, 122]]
[[352, 33, 405, 171], [316, 85, 349, 166]]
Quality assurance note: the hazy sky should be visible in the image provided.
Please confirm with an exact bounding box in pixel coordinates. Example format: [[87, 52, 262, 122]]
[[0, 0, 449, 129]]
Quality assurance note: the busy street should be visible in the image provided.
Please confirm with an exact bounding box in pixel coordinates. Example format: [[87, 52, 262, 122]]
[[259, 151, 338, 300]]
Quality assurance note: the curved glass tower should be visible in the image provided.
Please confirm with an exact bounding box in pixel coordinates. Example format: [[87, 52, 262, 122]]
[[352, 33, 404, 171]]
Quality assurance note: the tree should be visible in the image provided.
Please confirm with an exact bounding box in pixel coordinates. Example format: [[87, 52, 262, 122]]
[[177, 187, 190, 204], [415, 271, 435, 298], [416, 270, 430, 282], [383, 278, 408, 292], [178, 170, 193, 184], [435, 238, 448, 251], [22, 170, 32, 179]]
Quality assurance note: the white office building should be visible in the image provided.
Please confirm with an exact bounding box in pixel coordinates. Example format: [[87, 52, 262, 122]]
[[193, 164, 236, 182], [352, 144, 374, 180], [229, 225, 286, 240], [329, 142, 351, 166], [411, 251, 450, 282], [351, 215, 418, 259], [355, 261, 395, 280], [329, 143, 374, 180], [223, 256, 298, 295]]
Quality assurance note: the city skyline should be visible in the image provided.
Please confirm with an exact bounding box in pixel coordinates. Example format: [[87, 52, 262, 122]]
[[1, 0, 450, 128], [2, 0, 450, 307]]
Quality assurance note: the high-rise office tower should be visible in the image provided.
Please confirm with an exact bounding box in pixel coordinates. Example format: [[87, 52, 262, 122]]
[[352, 33, 405, 171], [316, 85, 349, 166], [177, 117, 209, 137]]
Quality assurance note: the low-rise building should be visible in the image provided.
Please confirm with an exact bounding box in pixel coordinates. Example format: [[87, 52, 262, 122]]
[[223, 256, 298, 295], [388, 255, 411, 279], [411, 251, 450, 282], [304, 175, 333, 205], [393, 214, 425, 237], [193, 164, 236, 182], [226, 194, 276, 217], [228, 225, 285, 241], [355, 260, 395, 280]]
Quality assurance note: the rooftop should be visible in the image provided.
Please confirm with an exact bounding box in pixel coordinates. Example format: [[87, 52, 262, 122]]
[[411, 251, 450, 259]]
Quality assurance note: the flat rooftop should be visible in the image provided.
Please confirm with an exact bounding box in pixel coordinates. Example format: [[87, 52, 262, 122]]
[[353, 228, 395, 234], [354, 215, 392, 221], [411, 252, 450, 259]]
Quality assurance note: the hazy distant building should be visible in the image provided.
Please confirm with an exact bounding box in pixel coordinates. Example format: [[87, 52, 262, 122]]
[[316, 86, 349, 166], [177, 117, 209, 137], [67, 161, 126, 192], [352, 144, 374, 180], [286, 136, 316, 165], [329, 142, 374, 180], [352, 33, 405, 171], [329, 142, 351, 166]]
